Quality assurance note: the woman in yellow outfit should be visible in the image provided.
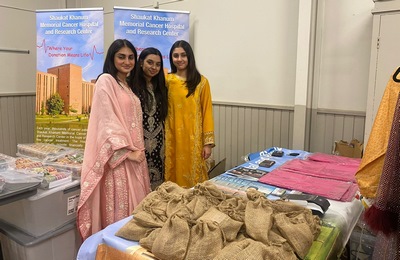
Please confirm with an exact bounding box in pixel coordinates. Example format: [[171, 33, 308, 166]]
[[164, 40, 215, 188]]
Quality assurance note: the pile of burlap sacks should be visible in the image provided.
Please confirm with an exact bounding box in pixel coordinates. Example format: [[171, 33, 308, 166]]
[[116, 181, 321, 260]]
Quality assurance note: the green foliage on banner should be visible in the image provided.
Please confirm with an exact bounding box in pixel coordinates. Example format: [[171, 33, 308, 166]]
[[46, 93, 65, 116], [40, 101, 47, 115]]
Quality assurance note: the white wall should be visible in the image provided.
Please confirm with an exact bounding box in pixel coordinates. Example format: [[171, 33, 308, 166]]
[[171, 0, 299, 107], [1, 0, 374, 113], [0, 0, 67, 94], [315, 0, 374, 112], [75, 0, 299, 107]]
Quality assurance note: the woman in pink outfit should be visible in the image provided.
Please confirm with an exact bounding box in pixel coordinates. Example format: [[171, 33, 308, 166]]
[[77, 39, 151, 241]]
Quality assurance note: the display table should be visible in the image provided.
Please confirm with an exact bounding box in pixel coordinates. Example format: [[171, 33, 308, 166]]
[[77, 197, 362, 260], [77, 148, 364, 259]]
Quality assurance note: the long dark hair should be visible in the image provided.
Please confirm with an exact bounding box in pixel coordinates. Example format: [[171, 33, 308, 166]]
[[101, 39, 137, 91], [133, 47, 168, 121], [169, 40, 201, 98]]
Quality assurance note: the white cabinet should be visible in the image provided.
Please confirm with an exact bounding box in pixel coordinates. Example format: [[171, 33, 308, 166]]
[[365, 2, 400, 142]]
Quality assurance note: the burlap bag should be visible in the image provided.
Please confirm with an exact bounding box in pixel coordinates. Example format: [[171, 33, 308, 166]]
[[246, 188, 265, 201], [268, 199, 307, 213], [133, 182, 187, 214], [134, 181, 189, 217], [217, 196, 247, 222], [185, 195, 211, 220], [193, 181, 227, 205], [185, 221, 224, 260], [151, 214, 190, 260], [247, 189, 305, 213], [133, 209, 165, 228], [198, 207, 243, 241], [139, 198, 168, 219], [138, 228, 161, 252], [115, 218, 154, 241], [245, 199, 274, 244], [268, 228, 287, 245], [274, 211, 318, 259], [132, 189, 161, 215], [213, 238, 297, 260], [156, 181, 187, 197], [166, 196, 190, 217]]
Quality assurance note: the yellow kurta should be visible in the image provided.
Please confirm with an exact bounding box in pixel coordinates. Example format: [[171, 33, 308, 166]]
[[165, 74, 215, 188]]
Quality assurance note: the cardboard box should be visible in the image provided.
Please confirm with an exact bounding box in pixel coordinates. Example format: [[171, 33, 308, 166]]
[[333, 139, 363, 158]]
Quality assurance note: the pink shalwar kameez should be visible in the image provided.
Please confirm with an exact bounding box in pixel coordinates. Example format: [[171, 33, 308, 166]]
[[77, 74, 151, 241]]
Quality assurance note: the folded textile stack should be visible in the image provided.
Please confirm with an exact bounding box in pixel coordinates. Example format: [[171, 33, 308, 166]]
[[259, 153, 361, 202], [116, 181, 321, 260]]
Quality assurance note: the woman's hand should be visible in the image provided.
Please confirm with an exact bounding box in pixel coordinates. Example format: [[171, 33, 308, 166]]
[[202, 145, 212, 159], [127, 150, 146, 163]]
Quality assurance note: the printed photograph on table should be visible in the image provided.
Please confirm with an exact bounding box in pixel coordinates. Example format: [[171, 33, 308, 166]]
[[226, 166, 269, 181], [35, 8, 104, 149]]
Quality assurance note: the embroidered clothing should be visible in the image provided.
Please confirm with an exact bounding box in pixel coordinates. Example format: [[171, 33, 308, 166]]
[[140, 87, 165, 190], [164, 74, 215, 188], [77, 74, 151, 241]]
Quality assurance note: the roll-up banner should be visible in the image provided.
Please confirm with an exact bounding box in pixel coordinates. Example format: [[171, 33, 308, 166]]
[[114, 6, 190, 71], [35, 8, 104, 149]]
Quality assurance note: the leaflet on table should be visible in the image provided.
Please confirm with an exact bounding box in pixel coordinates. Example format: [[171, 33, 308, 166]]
[[225, 166, 269, 181], [211, 174, 279, 196], [237, 148, 310, 176], [241, 156, 281, 172], [246, 147, 311, 162], [211, 172, 304, 199]]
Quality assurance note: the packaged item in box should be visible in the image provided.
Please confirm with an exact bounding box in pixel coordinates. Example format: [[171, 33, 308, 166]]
[[44, 162, 81, 180], [45, 151, 83, 179], [0, 153, 16, 172], [24, 166, 72, 189], [16, 143, 71, 161], [40, 171, 72, 189], [0, 170, 42, 185], [14, 157, 43, 170]]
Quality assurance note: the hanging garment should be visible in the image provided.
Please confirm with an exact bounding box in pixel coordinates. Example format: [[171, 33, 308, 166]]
[[364, 91, 400, 260], [355, 67, 400, 198], [364, 91, 400, 259]]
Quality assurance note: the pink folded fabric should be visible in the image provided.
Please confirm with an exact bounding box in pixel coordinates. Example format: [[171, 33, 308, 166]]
[[307, 152, 361, 166], [340, 182, 360, 202], [258, 169, 355, 201], [279, 159, 357, 182]]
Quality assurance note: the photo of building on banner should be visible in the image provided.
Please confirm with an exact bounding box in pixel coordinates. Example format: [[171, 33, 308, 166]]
[[114, 7, 189, 72], [35, 8, 104, 149]]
